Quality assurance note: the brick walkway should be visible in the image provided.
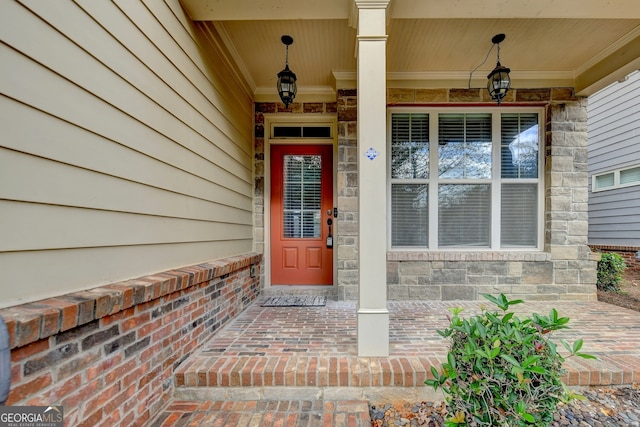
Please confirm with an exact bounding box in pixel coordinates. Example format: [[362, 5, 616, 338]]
[[148, 298, 640, 426], [148, 399, 370, 427]]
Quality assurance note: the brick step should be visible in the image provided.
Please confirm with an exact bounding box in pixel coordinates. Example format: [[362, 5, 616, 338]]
[[172, 352, 637, 406], [173, 354, 445, 403], [175, 355, 440, 388]]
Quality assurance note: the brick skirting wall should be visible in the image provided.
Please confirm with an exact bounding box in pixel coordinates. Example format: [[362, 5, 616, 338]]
[[590, 245, 640, 273], [0, 253, 262, 427]]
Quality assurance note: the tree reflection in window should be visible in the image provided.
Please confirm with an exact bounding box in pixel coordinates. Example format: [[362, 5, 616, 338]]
[[501, 114, 539, 178], [438, 113, 492, 179], [391, 113, 429, 179]]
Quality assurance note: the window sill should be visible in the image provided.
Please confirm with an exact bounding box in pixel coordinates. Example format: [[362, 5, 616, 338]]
[[387, 250, 550, 262]]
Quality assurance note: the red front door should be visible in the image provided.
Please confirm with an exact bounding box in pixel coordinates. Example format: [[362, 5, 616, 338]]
[[270, 144, 333, 285]]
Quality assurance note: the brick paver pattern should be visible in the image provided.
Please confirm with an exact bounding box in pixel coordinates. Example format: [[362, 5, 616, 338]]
[[151, 299, 640, 426], [176, 300, 640, 388], [149, 399, 369, 427]]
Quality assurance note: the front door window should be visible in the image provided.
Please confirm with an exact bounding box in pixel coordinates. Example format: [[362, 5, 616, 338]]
[[283, 155, 322, 238]]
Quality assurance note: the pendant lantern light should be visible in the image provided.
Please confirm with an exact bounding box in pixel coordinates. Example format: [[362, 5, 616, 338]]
[[486, 34, 511, 105], [277, 35, 297, 108]]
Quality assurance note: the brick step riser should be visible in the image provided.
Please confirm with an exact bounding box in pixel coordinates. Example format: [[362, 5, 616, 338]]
[[175, 355, 636, 389], [173, 385, 444, 405]]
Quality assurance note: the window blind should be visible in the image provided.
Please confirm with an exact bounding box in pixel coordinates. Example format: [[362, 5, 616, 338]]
[[595, 173, 614, 189], [620, 166, 640, 185], [283, 155, 321, 238], [438, 184, 491, 247], [391, 184, 428, 246], [501, 184, 537, 247]]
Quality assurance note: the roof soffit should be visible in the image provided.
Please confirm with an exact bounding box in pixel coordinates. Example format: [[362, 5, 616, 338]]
[[181, 0, 640, 99], [182, 0, 640, 21]]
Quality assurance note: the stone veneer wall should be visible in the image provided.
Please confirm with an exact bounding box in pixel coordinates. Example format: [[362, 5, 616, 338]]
[[339, 87, 598, 302], [336, 90, 359, 300], [0, 253, 261, 427], [253, 88, 598, 302]]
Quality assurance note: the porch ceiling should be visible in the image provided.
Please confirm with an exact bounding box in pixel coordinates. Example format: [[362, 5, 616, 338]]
[[181, 0, 640, 98]]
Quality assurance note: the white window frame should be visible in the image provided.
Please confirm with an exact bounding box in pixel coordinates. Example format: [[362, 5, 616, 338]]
[[387, 106, 545, 251], [592, 165, 640, 192]]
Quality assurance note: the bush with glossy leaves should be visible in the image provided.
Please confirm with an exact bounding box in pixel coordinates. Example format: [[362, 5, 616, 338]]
[[425, 294, 596, 427]]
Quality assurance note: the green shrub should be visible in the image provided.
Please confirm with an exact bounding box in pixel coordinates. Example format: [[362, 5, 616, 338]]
[[426, 294, 596, 427], [596, 252, 627, 292]]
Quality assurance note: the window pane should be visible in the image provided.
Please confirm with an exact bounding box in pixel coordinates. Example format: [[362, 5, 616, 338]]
[[283, 155, 321, 238], [303, 157, 321, 180], [302, 183, 320, 209], [501, 184, 537, 247], [284, 155, 303, 181], [273, 126, 303, 138], [284, 183, 301, 209], [392, 184, 428, 246], [302, 212, 321, 238], [391, 113, 429, 179], [595, 173, 614, 189], [303, 126, 331, 138], [438, 113, 492, 178], [283, 211, 302, 237], [620, 166, 640, 185], [438, 184, 490, 246], [501, 113, 539, 178]]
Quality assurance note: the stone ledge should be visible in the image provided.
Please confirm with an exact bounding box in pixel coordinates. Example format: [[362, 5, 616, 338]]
[[590, 244, 640, 252], [0, 253, 262, 349], [387, 251, 551, 262]]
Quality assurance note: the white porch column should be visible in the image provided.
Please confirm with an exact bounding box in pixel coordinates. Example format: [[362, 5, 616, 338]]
[[355, 0, 390, 357]]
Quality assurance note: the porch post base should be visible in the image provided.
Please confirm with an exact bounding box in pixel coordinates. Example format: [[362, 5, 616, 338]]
[[357, 307, 389, 357]]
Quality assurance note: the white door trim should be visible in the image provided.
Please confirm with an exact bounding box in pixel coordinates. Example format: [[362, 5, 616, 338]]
[[262, 114, 338, 290]]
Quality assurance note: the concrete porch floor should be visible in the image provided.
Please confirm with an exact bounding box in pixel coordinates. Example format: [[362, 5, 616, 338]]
[[150, 297, 640, 426]]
